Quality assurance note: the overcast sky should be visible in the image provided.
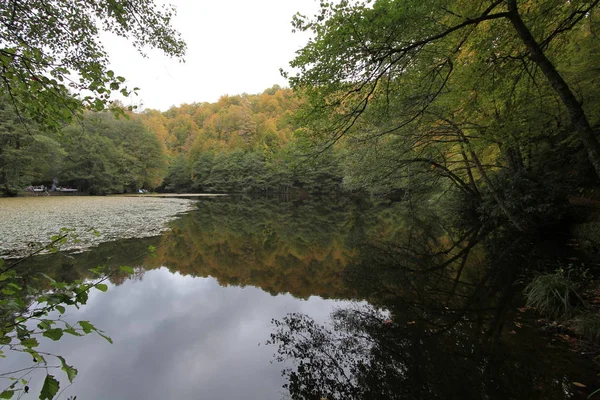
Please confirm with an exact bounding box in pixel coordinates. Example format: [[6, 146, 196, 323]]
[[102, 0, 319, 111]]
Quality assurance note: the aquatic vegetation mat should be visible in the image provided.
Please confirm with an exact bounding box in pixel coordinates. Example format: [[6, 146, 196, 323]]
[[0, 196, 195, 258]]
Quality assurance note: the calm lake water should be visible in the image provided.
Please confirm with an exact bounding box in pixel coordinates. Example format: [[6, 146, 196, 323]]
[[1, 195, 599, 399]]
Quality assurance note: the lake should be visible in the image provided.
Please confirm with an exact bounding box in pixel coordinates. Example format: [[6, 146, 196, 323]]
[[0, 195, 598, 399]]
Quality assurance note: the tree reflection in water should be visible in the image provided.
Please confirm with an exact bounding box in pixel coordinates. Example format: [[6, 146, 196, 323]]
[[13, 196, 599, 399], [267, 206, 597, 400]]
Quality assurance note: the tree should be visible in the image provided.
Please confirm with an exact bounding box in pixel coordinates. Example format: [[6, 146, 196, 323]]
[[0, 98, 64, 195], [162, 154, 192, 193], [151, 87, 346, 195], [0, 0, 186, 130], [58, 112, 168, 194], [286, 0, 600, 228]]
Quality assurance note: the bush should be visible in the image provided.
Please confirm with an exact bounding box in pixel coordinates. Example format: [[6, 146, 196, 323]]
[[572, 312, 600, 342], [524, 269, 585, 320]]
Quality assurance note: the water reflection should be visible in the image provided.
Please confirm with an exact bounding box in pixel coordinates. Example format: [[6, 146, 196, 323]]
[[268, 303, 594, 400], [4, 268, 350, 400], [10, 196, 600, 399], [25, 196, 398, 298], [265, 199, 599, 399]]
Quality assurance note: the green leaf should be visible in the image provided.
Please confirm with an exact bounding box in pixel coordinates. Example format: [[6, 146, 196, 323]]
[[37, 320, 52, 330], [16, 326, 28, 339], [0, 390, 13, 399], [95, 283, 108, 292], [20, 338, 38, 348], [42, 329, 64, 341], [76, 290, 88, 305], [78, 321, 94, 334], [64, 325, 83, 337], [40, 374, 59, 400], [24, 349, 43, 363], [119, 266, 134, 274], [57, 356, 77, 383], [55, 305, 65, 314]]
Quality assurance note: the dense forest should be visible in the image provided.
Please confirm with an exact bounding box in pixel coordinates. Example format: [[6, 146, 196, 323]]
[[1, 0, 598, 213], [0, 86, 347, 196], [1, 0, 599, 317], [3, 0, 600, 398], [0, 101, 166, 195], [3, 0, 600, 221]]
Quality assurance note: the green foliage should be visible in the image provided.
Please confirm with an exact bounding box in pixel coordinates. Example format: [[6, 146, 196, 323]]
[[0, 0, 185, 131], [0, 94, 170, 195], [280, 0, 600, 228], [95, 283, 108, 292], [0, 232, 118, 399], [0, 99, 65, 195], [0, 268, 111, 398], [476, 169, 573, 229], [58, 356, 78, 383], [119, 266, 135, 274], [151, 87, 345, 194], [0, 0, 184, 195], [163, 155, 193, 193], [40, 375, 59, 400], [524, 269, 585, 320], [59, 112, 167, 194], [572, 312, 600, 342]]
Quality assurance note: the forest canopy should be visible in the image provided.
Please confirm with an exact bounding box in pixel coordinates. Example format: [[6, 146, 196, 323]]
[[281, 0, 600, 230]]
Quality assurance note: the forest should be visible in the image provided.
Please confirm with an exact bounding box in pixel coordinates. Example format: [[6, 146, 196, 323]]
[[2, 0, 600, 398], [3, 0, 600, 232], [0, 0, 599, 320], [0, 86, 346, 195]]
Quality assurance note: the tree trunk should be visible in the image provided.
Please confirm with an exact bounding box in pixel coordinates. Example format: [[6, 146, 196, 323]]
[[442, 117, 527, 231], [459, 145, 480, 196], [507, 0, 600, 179]]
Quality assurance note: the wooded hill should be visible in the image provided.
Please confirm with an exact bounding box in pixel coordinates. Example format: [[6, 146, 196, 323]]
[[0, 86, 345, 195], [3, 0, 600, 238]]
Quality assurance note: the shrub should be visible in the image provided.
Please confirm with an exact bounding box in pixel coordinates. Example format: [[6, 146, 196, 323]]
[[524, 269, 585, 320], [572, 312, 600, 342]]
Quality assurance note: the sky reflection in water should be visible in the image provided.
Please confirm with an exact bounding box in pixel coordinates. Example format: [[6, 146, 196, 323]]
[[7, 268, 348, 400], [4, 196, 599, 400]]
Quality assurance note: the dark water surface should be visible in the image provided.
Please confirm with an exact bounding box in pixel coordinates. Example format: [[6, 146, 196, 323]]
[[4, 196, 600, 399]]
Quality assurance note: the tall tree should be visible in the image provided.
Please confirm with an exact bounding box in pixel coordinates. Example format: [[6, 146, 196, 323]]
[[60, 112, 168, 194], [285, 0, 600, 228], [0, 98, 64, 195]]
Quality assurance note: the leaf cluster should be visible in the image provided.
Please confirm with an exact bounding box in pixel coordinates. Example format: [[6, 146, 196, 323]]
[[0, 0, 185, 130]]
